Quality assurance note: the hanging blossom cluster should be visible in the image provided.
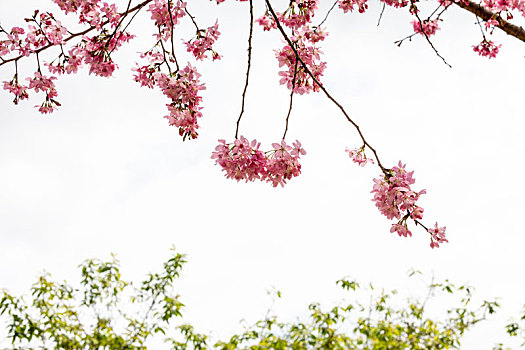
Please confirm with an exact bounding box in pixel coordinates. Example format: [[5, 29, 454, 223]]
[[185, 21, 221, 60], [211, 137, 307, 188], [473, 39, 502, 58], [154, 64, 205, 140], [346, 149, 447, 248], [372, 161, 447, 248]]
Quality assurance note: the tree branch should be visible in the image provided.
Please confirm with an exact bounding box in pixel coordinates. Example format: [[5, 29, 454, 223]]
[[265, 0, 388, 174], [454, 0, 525, 42]]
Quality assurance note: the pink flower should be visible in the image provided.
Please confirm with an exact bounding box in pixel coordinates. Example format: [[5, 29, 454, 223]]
[[390, 223, 412, 237], [428, 223, 448, 248], [371, 161, 425, 220], [3, 80, 29, 104], [410, 206, 424, 220], [278, 0, 318, 30], [255, 16, 277, 31], [27, 72, 57, 93], [185, 21, 221, 61], [275, 40, 326, 94]]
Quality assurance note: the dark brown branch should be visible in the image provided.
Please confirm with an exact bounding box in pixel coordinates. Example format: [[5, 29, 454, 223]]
[[265, 0, 388, 174], [235, 0, 254, 139], [455, 0, 525, 42], [0, 0, 154, 67]]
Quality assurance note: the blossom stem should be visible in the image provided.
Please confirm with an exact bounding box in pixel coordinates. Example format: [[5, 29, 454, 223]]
[[235, 0, 254, 139]]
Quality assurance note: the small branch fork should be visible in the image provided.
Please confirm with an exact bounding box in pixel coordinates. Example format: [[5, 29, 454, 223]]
[[235, 0, 254, 139], [265, 0, 388, 174]]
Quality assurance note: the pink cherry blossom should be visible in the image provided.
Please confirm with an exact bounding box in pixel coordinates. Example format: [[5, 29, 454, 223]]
[[3, 79, 29, 104], [256, 16, 277, 31], [345, 147, 374, 167], [185, 21, 221, 61], [428, 222, 448, 248], [390, 223, 412, 237], [371, 161, 426, 220], [275, 40, 326, 94], [212, 137, 306, 187]]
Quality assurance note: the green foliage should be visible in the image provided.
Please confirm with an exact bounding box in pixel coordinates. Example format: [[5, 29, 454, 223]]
[[0, 248, 186, 349], [0, 250, 507, 349], [215, 277, 499, 350]]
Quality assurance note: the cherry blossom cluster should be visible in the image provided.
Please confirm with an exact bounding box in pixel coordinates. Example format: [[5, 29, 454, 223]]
[[185, 21, 221, 61], [411, 19, 440, 36], [364, 160, 447, 248], [211, 137, 306, 187], [255, 2, 327, 94], [279, 0, 319, 30], [153, 64, 205, 140], [345, 147, 375, 167], [148, 0, 186, 41], [274, 30, 327, 94], [339, 0, 369, 13], [473, 39, 502, 58]]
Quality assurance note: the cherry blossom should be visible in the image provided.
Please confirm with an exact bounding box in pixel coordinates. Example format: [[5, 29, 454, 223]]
[[473, 39, 502, 58], [429, 223, 448, 248], [212, 138, 306, 187]]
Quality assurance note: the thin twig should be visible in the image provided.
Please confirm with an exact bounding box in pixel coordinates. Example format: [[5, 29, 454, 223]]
[[265, 0, 388, 174], [282, 59, 298, 140], [377, 3, 386, 26], [316, 0, 339, 29], [235, 0, 254, 139], [158, 28, 172, 75], [185, 8, 200, 32], [411, 1, 452, 67]]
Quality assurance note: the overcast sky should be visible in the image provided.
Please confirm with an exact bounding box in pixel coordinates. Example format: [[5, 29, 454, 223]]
[[1, 0, 525, 348]]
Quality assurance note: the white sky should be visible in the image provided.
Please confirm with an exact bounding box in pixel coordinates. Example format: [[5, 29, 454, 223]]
[[1, 0, 525, 348]]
